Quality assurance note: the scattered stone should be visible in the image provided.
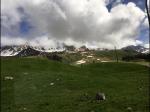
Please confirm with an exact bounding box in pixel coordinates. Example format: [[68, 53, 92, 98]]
[[95, 92, 105, 101], [23, 72, 28, 75], [23, 107, 27, 110], [50, 83, 54, 86], [127, 107, 132, 111], [56, 78, 60, 81], [4, 76, 14, 80]]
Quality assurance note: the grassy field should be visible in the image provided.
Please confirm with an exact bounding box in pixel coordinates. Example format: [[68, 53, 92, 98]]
[[1, 57, 149, 112], [57, 50, 141, 64]]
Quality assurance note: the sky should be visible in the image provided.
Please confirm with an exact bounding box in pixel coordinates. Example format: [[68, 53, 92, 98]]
[[1, 0, 149, 49]]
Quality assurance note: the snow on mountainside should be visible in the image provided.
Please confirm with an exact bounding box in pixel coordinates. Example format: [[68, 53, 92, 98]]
[[122, 45, 149, 54], [0, 46, 23, 56], [141, 49, 149, 53], [34, 47, 65, 52], [16, 47, 41, 57], [0, 45, 65, 56], [1, 44, 149, 57]]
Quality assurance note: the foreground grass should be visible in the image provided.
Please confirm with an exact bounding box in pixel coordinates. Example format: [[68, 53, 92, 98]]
[[1, 57, 149, 112]]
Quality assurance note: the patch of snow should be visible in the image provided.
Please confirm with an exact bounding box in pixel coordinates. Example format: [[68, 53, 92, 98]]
[[35, 48, 65, 52], [1, 49, 13, 56], [87, 55, 93, 58], [1, 46, 66, 56], [0, 49, 20, 56], [142, 49, 149, 54], [101, 61, 109, 62], [76, 60, 86, 64]]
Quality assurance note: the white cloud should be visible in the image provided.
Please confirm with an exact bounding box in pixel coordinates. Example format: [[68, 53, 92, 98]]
[[1, 0, 147, 49], [1, 36, 26, 46], [135, 40, 143, 45], [1, 36, 62, 48], [144, 43, 149, 48], [1, 0, 23, 27]]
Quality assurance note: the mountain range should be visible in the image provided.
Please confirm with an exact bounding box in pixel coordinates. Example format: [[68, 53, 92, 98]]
[[121, 45, 149, 53], [0, 45, 65, 57], [0, 45, 149, 57]]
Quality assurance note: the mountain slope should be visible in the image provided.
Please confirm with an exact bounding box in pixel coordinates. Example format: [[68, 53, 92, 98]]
[[122, 45, 149, 53], [0, 46, 23, 56], [16, 47, 41, 57], [0, 45, 65, 57]]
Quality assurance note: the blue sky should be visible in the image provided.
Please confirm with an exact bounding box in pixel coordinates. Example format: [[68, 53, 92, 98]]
[[107, 0, 147, 11], [1, 0, 149, 48]]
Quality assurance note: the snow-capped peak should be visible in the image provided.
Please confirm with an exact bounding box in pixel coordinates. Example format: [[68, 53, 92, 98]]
[[0, 45, 65, 56]]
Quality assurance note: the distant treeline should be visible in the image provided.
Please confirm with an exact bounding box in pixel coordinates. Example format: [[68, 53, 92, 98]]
[[122, 53, 150, 61]]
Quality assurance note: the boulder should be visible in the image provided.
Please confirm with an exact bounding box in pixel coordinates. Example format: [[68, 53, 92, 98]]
[[95, 92, 105, 101]]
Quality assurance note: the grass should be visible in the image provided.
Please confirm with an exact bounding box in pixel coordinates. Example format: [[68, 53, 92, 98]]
[[1, 57, 149, 112], [94, 50, 138, 60], [58, 50, 140, 64]]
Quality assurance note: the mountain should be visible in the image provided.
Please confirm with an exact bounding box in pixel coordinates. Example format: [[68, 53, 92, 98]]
[[0, 45, 24, 56], [16, 47, 41, 57], [122, 45, 149, 54], [1, 44, 149, 57], [0, 45, 65, 57]]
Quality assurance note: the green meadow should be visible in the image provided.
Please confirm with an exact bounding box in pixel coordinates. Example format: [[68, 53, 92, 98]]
[[1, 57, 149, 112]]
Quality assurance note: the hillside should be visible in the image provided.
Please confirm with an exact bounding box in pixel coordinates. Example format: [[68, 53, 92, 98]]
[[1, 57, 149, 112]]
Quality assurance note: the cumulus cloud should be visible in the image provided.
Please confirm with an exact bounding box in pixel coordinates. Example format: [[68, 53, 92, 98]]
[[1, 0, 148, 49], [135, 40, 143, 45], [1, 36, 26, 46], [144, 43, 149, 48]]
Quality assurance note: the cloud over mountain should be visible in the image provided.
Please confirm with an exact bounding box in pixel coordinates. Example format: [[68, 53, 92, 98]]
[[1, 0, 148, 48]]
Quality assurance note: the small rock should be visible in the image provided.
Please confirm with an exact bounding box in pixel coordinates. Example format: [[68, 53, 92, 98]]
[[50, 83, 54, 86], [95, 92, 105, 101], [23, 107, 27, 110], [4, 76, 13, 80], [91, 110, 95, 112], [56, 78, 60, 81], [23, 72, 28, 75], [127, 107, 132, 111]]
